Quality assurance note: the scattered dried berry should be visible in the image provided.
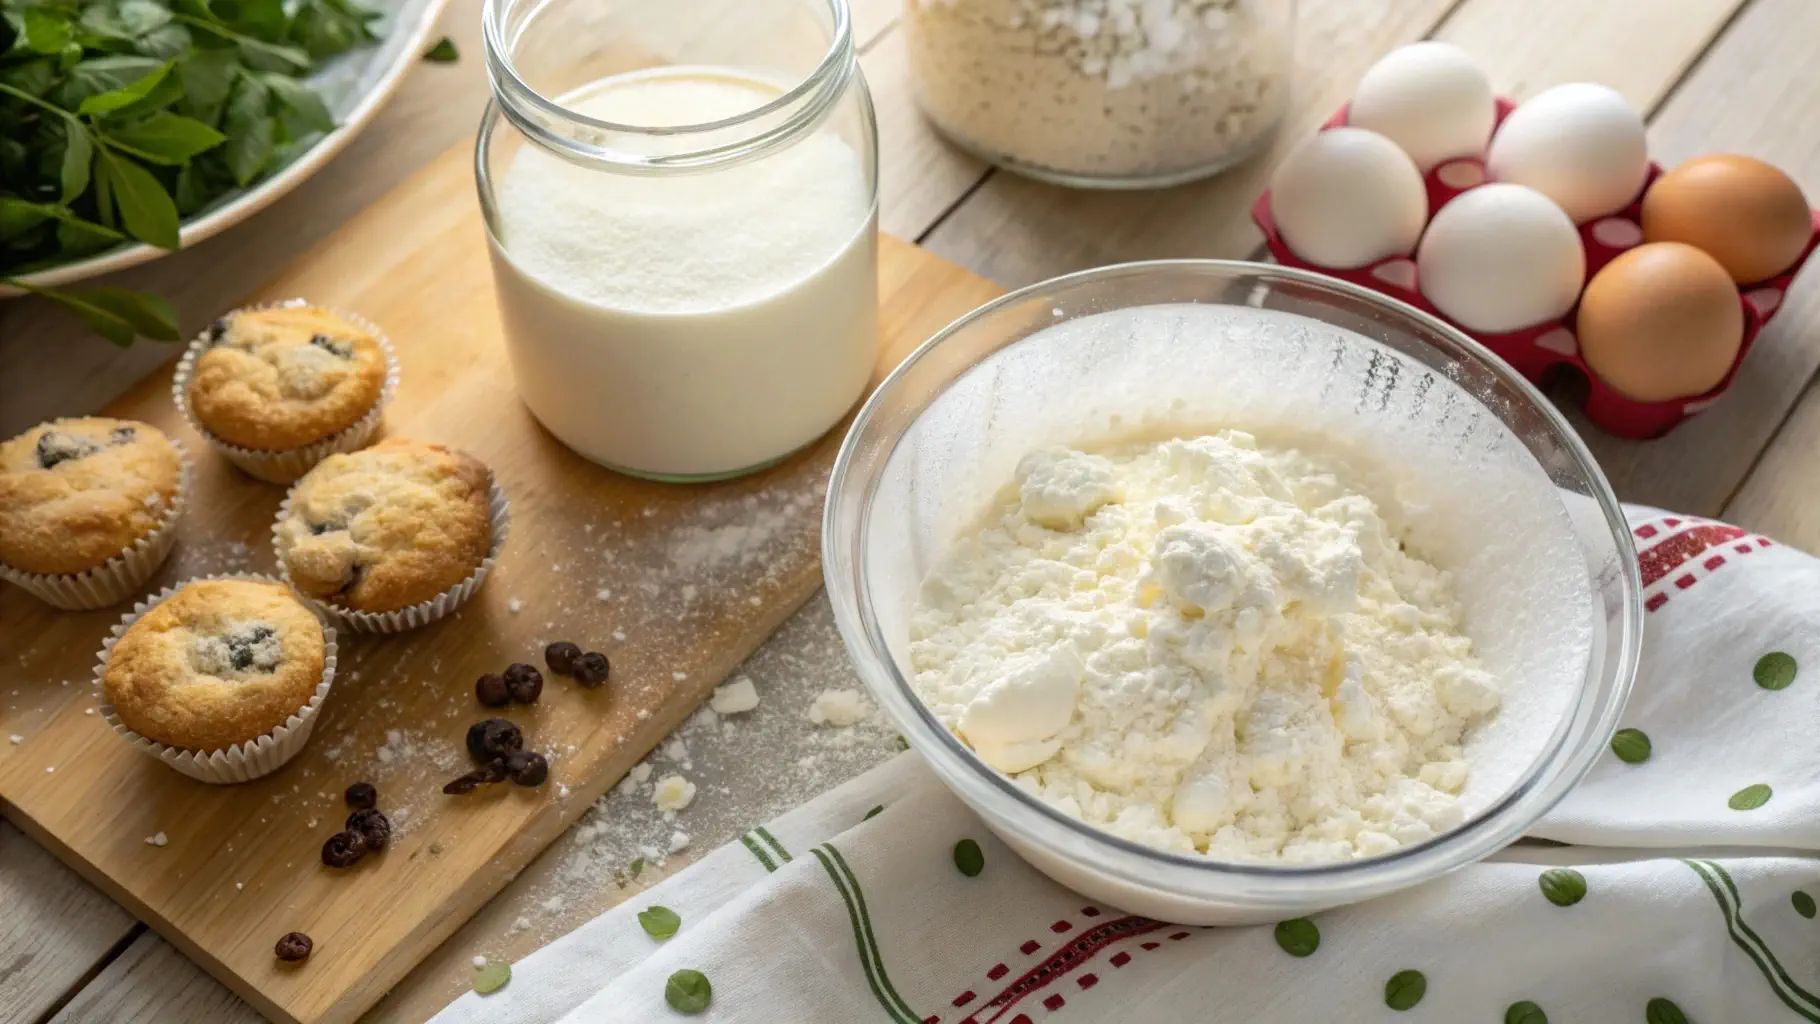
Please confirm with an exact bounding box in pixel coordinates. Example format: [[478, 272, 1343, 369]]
[[475, 673, 511, 708], [465, 719, 523, 763], [544, 642, 582, 676], [505, 750, 548, 787], [573, 651, 610, 687], [344, 781, 377, 810], [274, 932, 313, 962], [503, 663, 543, 704], [442, 760, 509, 795], [321, 829, 367, 868], [346, 808, 391, 851]]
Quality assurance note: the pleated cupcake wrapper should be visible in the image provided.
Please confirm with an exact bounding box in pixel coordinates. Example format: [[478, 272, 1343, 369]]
[[273, 474, 510, 634], [93, 572, 337, 785], [172, 299, 400, 484], [0, 440, 192, 610]]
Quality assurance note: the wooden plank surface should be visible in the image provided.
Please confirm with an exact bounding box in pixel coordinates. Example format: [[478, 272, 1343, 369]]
[[0, 821, 138, 1023], [0, 140, 1000, 1023], [46, 933, 262, 1024]]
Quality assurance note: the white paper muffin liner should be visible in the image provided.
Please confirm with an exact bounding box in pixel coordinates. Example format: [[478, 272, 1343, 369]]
[[93, 572, 337, 784], [172, 298, 399, 484], [273, 473, 510, 633], [0, 438, 192, 610]]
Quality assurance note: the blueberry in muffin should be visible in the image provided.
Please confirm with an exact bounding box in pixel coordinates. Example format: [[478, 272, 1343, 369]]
[[276, 438, 493, 613], [0, 417, 183, 576], [103, 579, 326, 753], [187, 304, 388, 452]]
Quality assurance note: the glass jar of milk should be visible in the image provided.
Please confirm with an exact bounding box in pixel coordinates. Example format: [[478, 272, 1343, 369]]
[[478, 0, 879, 481]]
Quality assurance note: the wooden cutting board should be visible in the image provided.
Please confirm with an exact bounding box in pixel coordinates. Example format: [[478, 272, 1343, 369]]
[[0, 142, 1002, 1024]]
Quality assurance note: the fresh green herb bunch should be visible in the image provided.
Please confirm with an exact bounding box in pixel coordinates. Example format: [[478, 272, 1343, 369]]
[[0, 0, 377, 342]]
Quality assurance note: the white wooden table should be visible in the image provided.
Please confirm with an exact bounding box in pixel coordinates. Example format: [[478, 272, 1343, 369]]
[[8, 0, 1820, 1019]]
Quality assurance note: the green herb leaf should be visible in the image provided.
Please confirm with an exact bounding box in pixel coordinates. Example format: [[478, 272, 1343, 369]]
[[1645, 997, 1688, 1024], [1272, 918, 1319, 958], [863, 805, 883, 821], [57, 214, 129, 256], [638, 905, 681, 939], [472, 961, 511, 995], [1754, 651, 1797, 690], [1383, 969, 1426, 1011], [1792, 890, 1816, 919], [262, 72, 332, 133], [65, 286, 180, 339], [137, 24, 195, 60], [98, 150, 180, 248], [177, 48, 238, 107], [106, 112, 225, 163], [664, 969, 711, 1014], [421, 36, 457, 62], [628, 856, 645, 878], [1505, 1000, 1547, 1024], [953, 838, 984, 877], [1538, 868, 1587, 907], [17, 8, 75, 54], [0, 199, 53, 242], [221, 74, 273, 184], [893, 735, 908, 752], [60, 55, 164, 109], [1610, 728, 1651, 764], [77, 58, 173, 115], [1729, 783, 1772, 811], [60, 127, 94, 203]]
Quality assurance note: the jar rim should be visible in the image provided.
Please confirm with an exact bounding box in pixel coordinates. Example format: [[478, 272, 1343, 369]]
[[481, 0, 857, 172]]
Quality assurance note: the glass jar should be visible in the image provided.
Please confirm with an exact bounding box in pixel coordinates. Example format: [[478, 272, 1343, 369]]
[[903, 0, 1295, 188], [477, 0, 880, 482]]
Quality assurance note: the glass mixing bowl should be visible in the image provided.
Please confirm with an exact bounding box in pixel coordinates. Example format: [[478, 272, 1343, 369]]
[[823, 261, 1640, 925]]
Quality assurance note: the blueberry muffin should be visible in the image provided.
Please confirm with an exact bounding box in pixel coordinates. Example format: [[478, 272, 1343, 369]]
[[187, 304, 388, 451], [0, 418, 183, 576], [276, 438, 493, 613], [103, 579, 326, 753]]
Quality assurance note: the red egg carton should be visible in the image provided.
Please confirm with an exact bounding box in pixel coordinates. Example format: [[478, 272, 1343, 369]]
[[1252, 98, 1820, 439]]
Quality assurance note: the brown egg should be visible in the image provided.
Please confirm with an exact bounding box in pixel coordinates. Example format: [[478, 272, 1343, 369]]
[[1641, 154, 1812, 284], [1576, 242, 1744, 402]]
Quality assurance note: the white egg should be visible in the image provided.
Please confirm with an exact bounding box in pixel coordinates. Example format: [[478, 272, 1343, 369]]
[[1349, 42, 1496, 170], [1417, 183, 1586, 333], [1485, 82, 1649, 222], [1269, 127, 1428, 270]]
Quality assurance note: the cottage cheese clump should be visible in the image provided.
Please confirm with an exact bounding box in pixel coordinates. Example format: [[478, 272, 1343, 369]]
[[910, 432, 1502, 864]]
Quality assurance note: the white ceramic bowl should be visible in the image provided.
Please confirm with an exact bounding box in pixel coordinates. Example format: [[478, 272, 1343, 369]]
[[823, 261, 1641, 925]]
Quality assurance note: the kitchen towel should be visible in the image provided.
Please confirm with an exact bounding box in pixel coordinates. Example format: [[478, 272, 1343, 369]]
[[436, 508, 1820, 1023]]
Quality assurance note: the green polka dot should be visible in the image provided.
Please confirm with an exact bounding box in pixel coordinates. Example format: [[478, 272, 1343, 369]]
[[1754, 652, 1797, 690], [1539, 868, 1587, 907], [1384, 969, 1426, 1011], [1646, 997, 1688, 1024], [1273, 918, 1319, 957], [953, 838, 984, 877], [1611, 728, 1652, 764], [1729, 783, 1773, 810], [1506, 1000, 1548, 1024], [1794, 890, 1817, 919]]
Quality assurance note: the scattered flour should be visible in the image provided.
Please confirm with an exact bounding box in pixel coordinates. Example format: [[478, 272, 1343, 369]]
[[145, 832, 168, 847], [709, 677, 761, 715], [807, 688, 872, 728], [652, 775, 697, 812]]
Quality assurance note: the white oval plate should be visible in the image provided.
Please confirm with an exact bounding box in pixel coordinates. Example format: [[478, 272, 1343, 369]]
[[1, 0, 451, 297]]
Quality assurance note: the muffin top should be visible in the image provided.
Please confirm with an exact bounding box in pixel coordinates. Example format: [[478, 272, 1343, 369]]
[[275, 438, 493, 613], [0, 418, 183, 575], [187, 305, 388, 451], [103, 579, 326, 752]]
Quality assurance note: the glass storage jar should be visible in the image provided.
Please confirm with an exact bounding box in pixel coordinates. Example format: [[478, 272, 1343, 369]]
[[478, 0, 880, 482], [903, 0, 1294, 188]]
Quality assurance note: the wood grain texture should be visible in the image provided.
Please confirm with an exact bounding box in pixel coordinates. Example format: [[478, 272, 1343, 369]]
[[864, 21, 992, 241], [920, 0, 1746, 289], [0, 138, 1001, 1023], [0, 821, 139, 1023], [46, 932, 262, 1024]]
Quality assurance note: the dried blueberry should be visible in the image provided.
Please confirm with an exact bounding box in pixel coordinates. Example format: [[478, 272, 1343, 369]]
[[503, 663, 543, 704], [344, 781, 377, 810], [109, 425, 137, 445], [207, 316, 232, 345], [308, 517, 347, 536], [573, 651, 610, 687], [544, 642, 582, 676], [465, 719, 523, 763], [309, 333, 354, 358], [505, 750, 548, 787], [34, 431, 100, 469], [274, 932, 313, 962], [346, 808, 391, 851], [475, 673, 511, 708], [443, 760, 508, 794], [225, 624, 278, 672], [321, 829, 367, 868]]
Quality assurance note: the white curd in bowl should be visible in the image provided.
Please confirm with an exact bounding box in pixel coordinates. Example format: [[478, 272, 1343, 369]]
[[487, 68, 878, 480]]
